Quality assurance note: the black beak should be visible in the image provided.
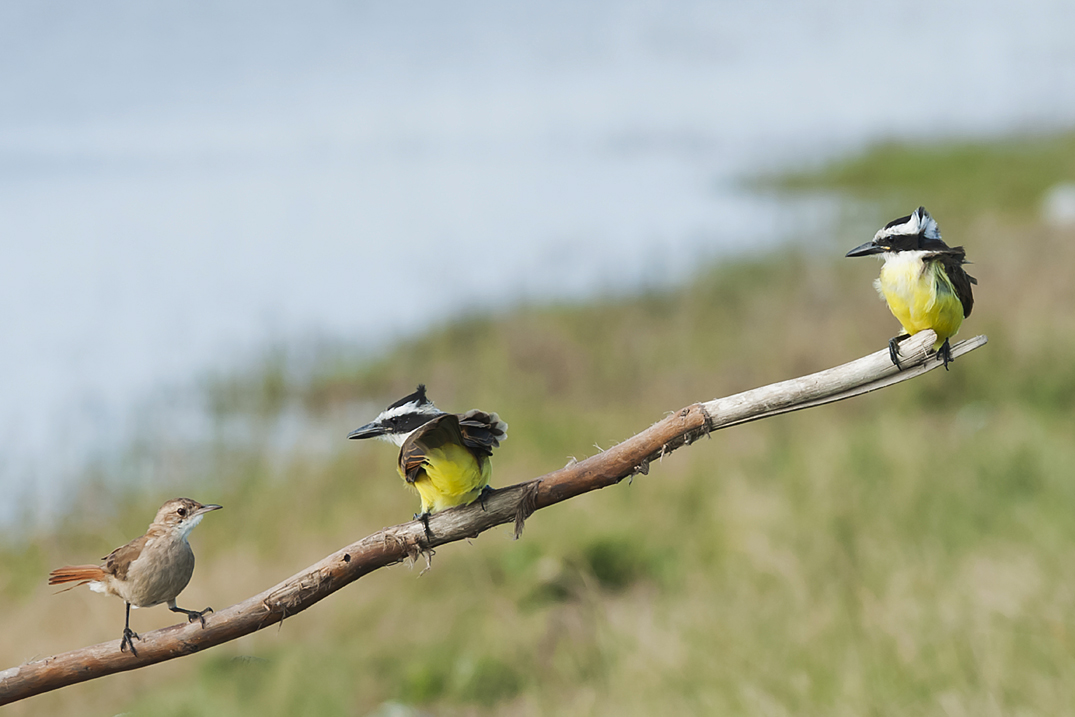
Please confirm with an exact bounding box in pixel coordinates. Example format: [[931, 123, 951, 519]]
[[845, 241, 886, 258], [347, 422, 386, 440]]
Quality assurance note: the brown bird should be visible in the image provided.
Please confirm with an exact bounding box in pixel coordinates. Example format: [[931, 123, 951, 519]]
[[48, 497, 222, 655]]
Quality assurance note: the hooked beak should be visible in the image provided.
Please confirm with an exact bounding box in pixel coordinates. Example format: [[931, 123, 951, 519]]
[[195, 503, 223, 516], [347, 422, 386, 440], [845, 241, 886, 258]]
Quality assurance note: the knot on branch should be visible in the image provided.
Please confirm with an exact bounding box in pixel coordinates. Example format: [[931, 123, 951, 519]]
[[262, 570, 328, 620], [381, 530, 431, 568], [175, 639, 204, 656], [688, 403, 714, 442]]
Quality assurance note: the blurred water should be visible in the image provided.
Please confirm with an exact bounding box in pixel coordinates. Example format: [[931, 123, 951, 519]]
[[1, 0, 1074, 523]]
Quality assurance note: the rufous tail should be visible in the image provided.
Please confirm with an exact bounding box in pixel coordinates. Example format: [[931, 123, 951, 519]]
[[48, 565, 106, 586]]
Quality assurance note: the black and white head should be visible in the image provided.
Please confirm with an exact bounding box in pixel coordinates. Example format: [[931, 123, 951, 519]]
[[347, 384, 446, 447], [846, 206, 950, 258]]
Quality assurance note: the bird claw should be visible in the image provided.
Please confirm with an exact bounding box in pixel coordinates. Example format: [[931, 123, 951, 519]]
[[888, 335, 911, 370], [120, 626, 141, 655], [478, 485, 494, 512], [938, 338, 954, 370], [415, 512, 434, 542], [171, 605, 214, 627]]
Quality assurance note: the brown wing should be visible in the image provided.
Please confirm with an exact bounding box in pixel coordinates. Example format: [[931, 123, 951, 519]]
[[102, 534, 151, 581], [456, 410, 507, 457], [398, 414, 467, 484]]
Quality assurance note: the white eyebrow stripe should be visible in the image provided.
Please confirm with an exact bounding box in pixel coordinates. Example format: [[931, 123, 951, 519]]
[[874, 208, 941, 242]]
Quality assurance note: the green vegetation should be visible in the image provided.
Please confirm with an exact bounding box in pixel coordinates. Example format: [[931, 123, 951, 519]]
[[5, 130, 1075, 716], [770, 131, 1075, 222]]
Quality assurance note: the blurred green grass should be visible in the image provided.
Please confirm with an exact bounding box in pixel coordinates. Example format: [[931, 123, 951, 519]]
[[770, 131, 1075, 223], [5, 130, 1075, 716]]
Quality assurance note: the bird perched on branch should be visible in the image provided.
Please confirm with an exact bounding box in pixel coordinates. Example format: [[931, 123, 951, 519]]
[[348, 384, 507, 537], [846, 206, 976, 370], [48, 498, 222, 655]]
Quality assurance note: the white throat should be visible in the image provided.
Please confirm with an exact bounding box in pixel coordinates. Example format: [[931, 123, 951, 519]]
[[881, 250, 929, 267], [176, 513, 204, 540], [379, 430, 415, 448]]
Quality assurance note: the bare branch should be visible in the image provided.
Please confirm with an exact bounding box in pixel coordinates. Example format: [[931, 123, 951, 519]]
[[0, 330, 987, 704]]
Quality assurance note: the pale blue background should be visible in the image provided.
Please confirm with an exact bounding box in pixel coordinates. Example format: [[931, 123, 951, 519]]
[[1, 0, 1073, 521]]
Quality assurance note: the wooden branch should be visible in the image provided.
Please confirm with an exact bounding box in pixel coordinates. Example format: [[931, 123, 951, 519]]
[[0, 330, 987, 704]]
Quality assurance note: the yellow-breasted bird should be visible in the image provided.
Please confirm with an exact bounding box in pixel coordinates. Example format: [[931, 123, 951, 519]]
[[846, 206, 976, 370], [348, 385, 507, 535]]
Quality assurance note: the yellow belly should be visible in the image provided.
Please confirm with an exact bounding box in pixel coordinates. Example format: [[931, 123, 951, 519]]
[[876, 256, 964, 348], [398, 443, 491, 514]]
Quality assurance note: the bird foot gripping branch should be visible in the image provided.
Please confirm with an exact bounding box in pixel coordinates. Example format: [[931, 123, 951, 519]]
[[119, 619, 139, 656], [170, 605, 214, 628]]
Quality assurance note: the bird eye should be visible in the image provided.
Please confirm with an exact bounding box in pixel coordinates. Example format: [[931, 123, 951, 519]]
[[177, 507, 188, 517]]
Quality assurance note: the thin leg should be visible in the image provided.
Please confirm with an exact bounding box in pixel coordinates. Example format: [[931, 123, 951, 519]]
[[414, 511, 434, 542], [478, 485, 494, 511], [938, 338, 954, 370], [120, 602, 140, 655], [888, 334, 912, 370], [169, 603, 214, 628]]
